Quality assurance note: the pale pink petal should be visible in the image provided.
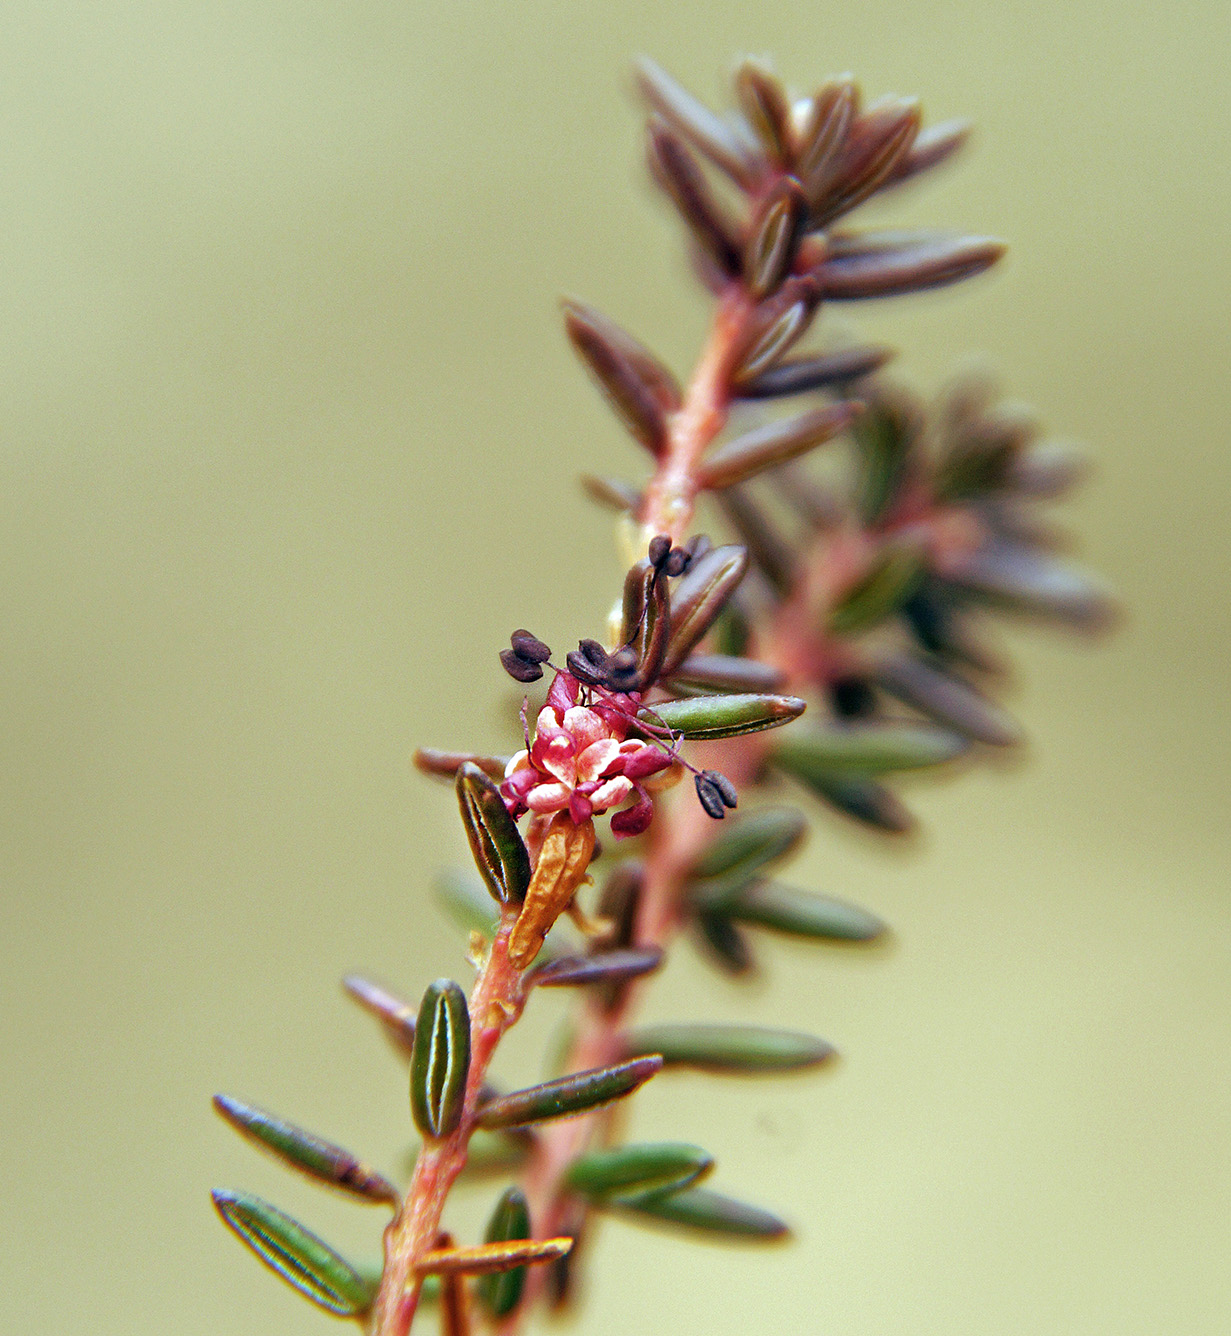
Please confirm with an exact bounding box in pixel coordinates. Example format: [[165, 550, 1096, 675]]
[[526, 781, 571, 813], [504, 750, 531, 778], [588, 775, 634, 812], [562, 706, 611, 752], [576, 738, 622, 783]]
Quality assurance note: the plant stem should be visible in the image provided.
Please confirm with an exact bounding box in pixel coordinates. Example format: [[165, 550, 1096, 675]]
[[499, 286, 775, 1324], [638, 285, 749, 544], [381, 281, 773, 1335], [370, 919, 528, 1336]]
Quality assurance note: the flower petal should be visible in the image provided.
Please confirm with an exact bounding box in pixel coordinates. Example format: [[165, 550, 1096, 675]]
[[591, 693, 639, 737], [546, 673, 580, 718], [618, 742, 674, 780], [526, 782, 571, 814], [563, 706, 612, 753], [576, 737, 622, 783], [589, 775, 634, 812], [610, 791, 654, 837]]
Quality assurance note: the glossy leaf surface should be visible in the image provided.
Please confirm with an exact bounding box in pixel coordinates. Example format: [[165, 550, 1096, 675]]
[[212, 1096, 398, 1205], [410, 979, 471, 1139], [567, 1141, 715, 1200], [211, 1190, 377, 1317], [456, 763, 532, 905], [641, 692, 805, 741], [475, 1056, 663, 1129], [476, 1187, 531, 1318]]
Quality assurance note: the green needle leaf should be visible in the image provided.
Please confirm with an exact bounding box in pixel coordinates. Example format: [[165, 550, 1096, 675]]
[[211, 1190, 377, 1316], [476, 1186, 532, 1318], [828, 540, 927, 635], [410, 979, 471, 1139], [641, 693, 805, 741], [475, 1055, 663, 1129], [456, 763, 531, 905], [772, 721, 968, 777], [703, 881, 886, 942], [212, 1096, 398, 1206], [566, 1141, 715, 1201], [791, 770, 916, 833], [615, 1185, 789, 1240], [689, 805, 807, 885], [623, 1023, 834, 1073]]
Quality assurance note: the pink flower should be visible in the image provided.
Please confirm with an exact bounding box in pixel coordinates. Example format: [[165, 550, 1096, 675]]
[[501, 673, 673, 836]]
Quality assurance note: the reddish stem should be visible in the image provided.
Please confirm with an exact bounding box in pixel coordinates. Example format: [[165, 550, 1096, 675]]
[[381, 281, 780, 1336], [370, 920, 528, 1336], [496, 290, 774, 1325]]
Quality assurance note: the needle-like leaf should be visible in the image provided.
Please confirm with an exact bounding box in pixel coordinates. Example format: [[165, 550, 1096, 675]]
[[476, 1187, 532, 1318], [698, 403, 858, 491], [689, 805, 807, 885], [699, 881, 886, 942], [623, 1023, 834, 1072], [567, 1141, 715, 1201], [773, 721, 968, 776], [634, 56, 759, 185], [342, 974, 417, 1059], [530, 946, 664, 989], [410, 979, 471, 1139], [641, 692, 805, 741], [475, 1056, 663, 1129], [615, 1185, 789, 1240], [212, 1096, 398, 1205], [816, 230, 1005, 300], [211, 1190, 377, 1316], [456, 763, 531, 905], [418, 1238, 573, 1276]]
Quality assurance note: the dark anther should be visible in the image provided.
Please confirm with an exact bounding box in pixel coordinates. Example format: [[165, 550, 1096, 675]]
[[577, 638, 609, 666], [694, 773, 727, 819], [701, 769, 738, 809], [830, 676, 877, 718], [663, 546, 689, 577], [684, 533, 712, 562], [648, 533, 672, 569], [500, 648, 545, 682], [510, 629, 552, 664], [566, 648, 608, 687], [606, 646, 640, 690]]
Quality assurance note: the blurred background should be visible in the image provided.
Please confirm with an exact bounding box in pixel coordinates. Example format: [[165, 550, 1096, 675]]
[[1, 2, 1228, 1333]]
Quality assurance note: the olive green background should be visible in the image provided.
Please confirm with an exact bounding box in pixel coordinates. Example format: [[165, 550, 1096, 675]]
[[2, 2, 1228, 1333]]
